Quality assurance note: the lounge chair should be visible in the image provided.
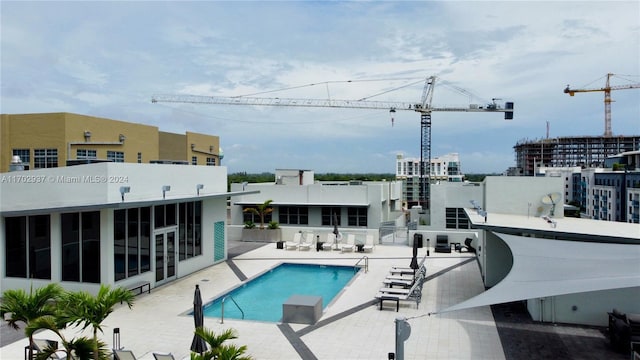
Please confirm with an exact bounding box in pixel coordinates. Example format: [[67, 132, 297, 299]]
[[434, 234, 451, 253], [153, 353, 176, 360], [389, 254, 427, 276], [382, 277, 414, 288], [376, 273, 425, 311], [31, 339, 68, 360], [113, 349, 138, 360], [385, 273, 415, 282], [322, 233, 336, 251], [285, 232, 302, 250], [298, 232, 314, 251], [341, 234, 355, 252], [459, 237, 477, 253], [363, 234, 375, 252]]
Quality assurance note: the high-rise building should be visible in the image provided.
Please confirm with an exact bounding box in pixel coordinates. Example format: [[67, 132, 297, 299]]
[[395, 152, 463, 208], [513, 135, 640, 176]]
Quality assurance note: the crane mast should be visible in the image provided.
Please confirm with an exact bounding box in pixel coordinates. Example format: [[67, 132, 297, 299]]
[[152, 76, 514, 209], [564, 73, 640, 137]]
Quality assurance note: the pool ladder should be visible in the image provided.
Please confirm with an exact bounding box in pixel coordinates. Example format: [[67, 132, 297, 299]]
[[220, 295, 244, 324], [355, 255, 368, 273]]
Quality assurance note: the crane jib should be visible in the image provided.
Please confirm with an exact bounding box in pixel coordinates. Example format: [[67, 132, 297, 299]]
[[151, 95, 514, 118]]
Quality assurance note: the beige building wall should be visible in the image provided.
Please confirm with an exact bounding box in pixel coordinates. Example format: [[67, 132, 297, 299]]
[[1, 113, 219, 171], [186, 131, 220, 166], [63, 113, 159, 163], [159, 131, 187, 162]]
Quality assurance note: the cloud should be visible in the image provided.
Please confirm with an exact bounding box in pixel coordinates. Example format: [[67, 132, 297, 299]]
[[2, 1, 638, 175]]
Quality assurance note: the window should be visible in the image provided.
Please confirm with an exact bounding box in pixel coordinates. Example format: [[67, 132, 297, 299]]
[[154, 204, 177, 228], [76, 149, 97, 159], [12, 149, 30, 170], [33, 149, 58, 168], [4, 215, 51, 279], [445, 207, 471, 229], [81, 212, 101, 283], [114, 207, 151, 281], [242, 206, 272, 224], [347, 207, 367, 227], [61, 213, 80, 281], [107, 151, 124, 162], [279, 206, 308, 225], [206, 157, 216, 166], [137, 152, 142, 163], [321, 207, 341, 226], [178, 201, 202, 260], [192, 156, 197, 165]]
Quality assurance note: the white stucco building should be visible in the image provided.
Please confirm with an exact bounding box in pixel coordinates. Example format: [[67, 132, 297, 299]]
[[419, 176, 640, 327], [228, 169, 405, 244], [0, 163, 244, 293]]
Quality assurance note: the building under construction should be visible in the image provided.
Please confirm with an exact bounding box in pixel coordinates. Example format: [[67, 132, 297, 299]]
[[513, 135, 640, 176]]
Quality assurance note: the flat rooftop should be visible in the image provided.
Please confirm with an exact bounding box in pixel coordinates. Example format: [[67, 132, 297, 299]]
[[466, 209, 640, 243]]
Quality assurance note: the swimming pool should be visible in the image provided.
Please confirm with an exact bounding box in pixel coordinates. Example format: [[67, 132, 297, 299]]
[[201, 263, 360, 322]]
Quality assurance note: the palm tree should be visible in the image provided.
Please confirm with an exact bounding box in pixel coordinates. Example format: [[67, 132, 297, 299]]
[[60, 285, 134, 360], [25, 314, 107, 360], [0, 283, 63, 360], [242, 199, 273, 229], [190, 327, 252, 360]]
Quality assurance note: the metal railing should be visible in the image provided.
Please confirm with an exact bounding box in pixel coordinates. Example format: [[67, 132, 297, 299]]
[[220, 295, 244, 324], [355, 256, 369, 273]]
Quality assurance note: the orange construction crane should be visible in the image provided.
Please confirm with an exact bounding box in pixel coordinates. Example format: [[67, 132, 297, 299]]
[[564, 73, 640, 137]]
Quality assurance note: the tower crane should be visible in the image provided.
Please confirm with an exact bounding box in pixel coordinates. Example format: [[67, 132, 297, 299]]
[[564, 73, 640, 137], [152, 75, 514, 209]]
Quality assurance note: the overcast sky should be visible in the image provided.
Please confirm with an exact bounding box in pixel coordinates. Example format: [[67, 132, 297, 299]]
[[2, 1, 639, 174]]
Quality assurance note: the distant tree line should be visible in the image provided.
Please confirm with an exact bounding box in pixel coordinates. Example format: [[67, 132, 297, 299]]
[[228, 172, 492, 190]]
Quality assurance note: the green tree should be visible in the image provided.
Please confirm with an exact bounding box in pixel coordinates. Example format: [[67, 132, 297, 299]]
[[0, 284, 63, 360], [60, 285, 134, 360], [243, 199, 273, 229], [25, 314, 108, 360], [190, 327, 252, 360]]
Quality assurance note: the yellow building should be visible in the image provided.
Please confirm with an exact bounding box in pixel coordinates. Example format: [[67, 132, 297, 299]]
[[0, 113, 221, 171]]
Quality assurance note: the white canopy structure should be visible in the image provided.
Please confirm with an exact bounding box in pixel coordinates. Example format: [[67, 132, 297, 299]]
[[431, 232, 640, 315]]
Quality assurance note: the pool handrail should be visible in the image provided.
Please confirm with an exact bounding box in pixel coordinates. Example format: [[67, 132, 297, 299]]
[[355, 255, 368, 273], [220, 295, 244, 324]]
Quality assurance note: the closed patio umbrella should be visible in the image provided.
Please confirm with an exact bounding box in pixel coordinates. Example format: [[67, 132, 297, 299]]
[[190, 284, 208, 354], [410, 237, 419, 276]]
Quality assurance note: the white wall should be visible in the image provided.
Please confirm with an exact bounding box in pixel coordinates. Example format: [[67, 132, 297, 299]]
[[1, 163, 230, 294], [527, 287, 640, 326], [428, 182, 483, 230], [484, 176, 565, 218], [1, 163, 228, 213], [229, 180, 403, 241]]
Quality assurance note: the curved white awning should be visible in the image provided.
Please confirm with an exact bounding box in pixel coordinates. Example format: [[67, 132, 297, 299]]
[[431, 232, 640, 314]]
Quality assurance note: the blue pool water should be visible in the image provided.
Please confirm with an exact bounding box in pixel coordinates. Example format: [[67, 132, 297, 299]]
[[202, 263, 359, 322]]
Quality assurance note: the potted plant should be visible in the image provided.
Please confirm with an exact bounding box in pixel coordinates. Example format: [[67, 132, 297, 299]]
[[241, 200, 281, 242]]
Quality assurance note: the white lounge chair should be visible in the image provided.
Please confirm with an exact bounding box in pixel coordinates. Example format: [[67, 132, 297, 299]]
[[376, 273, 425, 311], [153, 353, 176, 360], [389, 254, 427, 276], [341, 234, 355, 252], [382, 276, 415, 288], [114, 349, 138, 360], [31, 339, 68, 360], [363, 234, 375, 252], [285, 232, 302, 250], [298, 232, 314, 251], [322, 233, 336, 251]]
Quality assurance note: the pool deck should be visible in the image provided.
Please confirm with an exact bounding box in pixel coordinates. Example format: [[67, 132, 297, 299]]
[[1, 241, 622, 360]]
